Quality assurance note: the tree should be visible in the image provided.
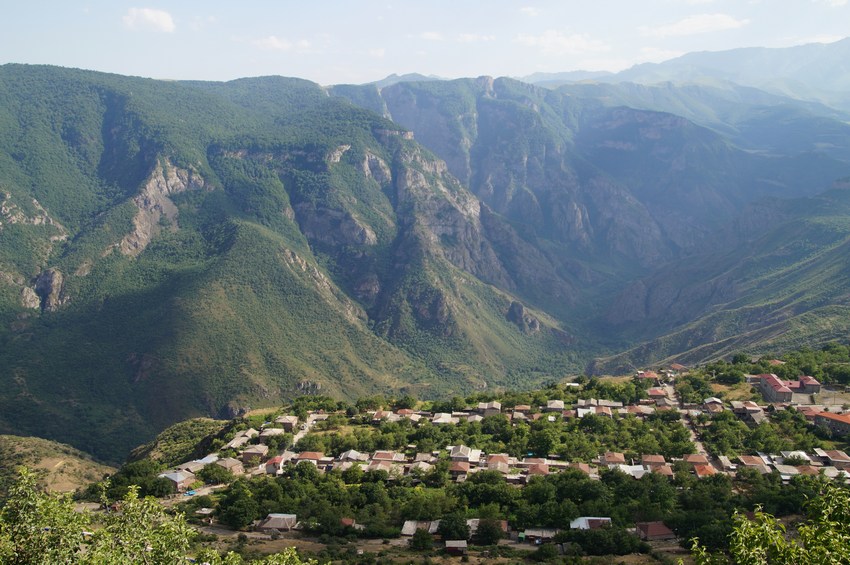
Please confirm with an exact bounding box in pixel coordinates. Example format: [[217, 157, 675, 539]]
[[0, 467, 197, 564], [437, 512, 469, 540], [409, 528, 434, 551], [0, 468, 89, 564], [691, 483, 850, 564], [198, 463, 235, 485], [474, 518, 504, 546], [195, 547, 318, 564], [87, 486, 195, 564]]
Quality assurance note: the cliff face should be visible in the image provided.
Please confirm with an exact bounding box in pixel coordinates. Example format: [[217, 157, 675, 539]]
[[119, 160, 208, 257]]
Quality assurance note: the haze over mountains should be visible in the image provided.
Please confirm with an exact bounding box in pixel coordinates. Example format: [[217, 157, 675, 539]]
[[1, 39, 850, 461]]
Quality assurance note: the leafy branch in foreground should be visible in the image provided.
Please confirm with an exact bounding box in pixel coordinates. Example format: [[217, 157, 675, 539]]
[[0, 467, 317, 565], [689, 483, 850, 564]]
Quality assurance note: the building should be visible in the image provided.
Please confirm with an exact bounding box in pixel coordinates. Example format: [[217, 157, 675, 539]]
[[570, 517, 611, 530], [636, 521, 676, 541], [274, 415, 299, 432], [759, 374, 820, 403], [158, 470, 195, 492], [814, 412, 850, 437], [256, 513, 298, 532], [477, 401, 502, 417]]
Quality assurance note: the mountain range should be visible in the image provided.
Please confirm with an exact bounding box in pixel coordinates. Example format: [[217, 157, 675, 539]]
[[1, 38, 850, 461]]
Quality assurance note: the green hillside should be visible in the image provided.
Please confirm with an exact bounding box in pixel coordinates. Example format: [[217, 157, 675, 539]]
[[0, 65, 579, 462]]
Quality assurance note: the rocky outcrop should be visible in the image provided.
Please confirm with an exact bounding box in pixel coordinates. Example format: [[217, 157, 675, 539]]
[[293, 204, 378, 247], [506, 301, 540, 334], [118, 160, 207, 257], [34, 268, 68, 312], [0, 192, 67, 240], [362, 152, 392, 186], [328, 145, 351, 163], [20, 287, 40, 309], [393, 146, 515, 290]]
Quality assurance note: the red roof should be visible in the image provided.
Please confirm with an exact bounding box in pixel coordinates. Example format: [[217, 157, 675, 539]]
[[818, 412, 850, 426], [527, 463, 550, 476], [449, 461, 470, 473], [636, 521, 675, 540], [693, 464, 716, 477], [297, 451, 324, 460], [683, 454, 709, 465]]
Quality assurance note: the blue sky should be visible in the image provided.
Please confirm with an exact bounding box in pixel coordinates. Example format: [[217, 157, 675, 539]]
[[2, 1, 848, 84]]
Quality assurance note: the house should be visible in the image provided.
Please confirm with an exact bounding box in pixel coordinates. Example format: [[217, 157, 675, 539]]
[[224, 428, 259, 449], [444, 540, 468, 555], [258, 428, 288, 444], [614, 464, 648, 479], [371, 450, 406, 463], [241, 444, 270, 465], [275, 415, 299, 432], [477, 401, 502, 417], [636, 370, 661, 384], [683, 453, 710, 466], [339, 449, 368, 462], [737, 455, 770, 474], [256, 513, 298, 532], [718, 456, 737, 472], [570, 517, 612, 530], [520, 528, 561, 543], [449, 461, 470, 477], [265, 455, 285, 475], [773, 464, 800, 481], [641, 454, 666, 468], [401, 520, 440, 536], [602, 452, 626, 466], [296, 451, 325, 464], [693, 464, 716, 478], [409, 461, 434, 474], [158, 470, 195, 492], [652, 464, 674, 478], [526, 463, 550, 477], [450, 445, 482, 463], [545, 399, 565, 412], [432, 413, 458, 425], [814, 448, 850, 470], [215, 457, 245, 475], [815, 412, 850, 437], [636, 521, 676, 541], [647, 388, 667, 400]]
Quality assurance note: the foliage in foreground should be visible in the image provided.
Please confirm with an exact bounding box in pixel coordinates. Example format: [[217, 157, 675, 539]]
[[0, 468, 316, 565], [690, 482, 850, 564]]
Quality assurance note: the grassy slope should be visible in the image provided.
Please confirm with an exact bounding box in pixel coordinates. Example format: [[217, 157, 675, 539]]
[[0, 67, 578, 462], [0, 435, 116, 493]]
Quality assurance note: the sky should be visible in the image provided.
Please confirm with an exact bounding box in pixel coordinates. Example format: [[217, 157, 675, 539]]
[[2, 1, 849, 85]]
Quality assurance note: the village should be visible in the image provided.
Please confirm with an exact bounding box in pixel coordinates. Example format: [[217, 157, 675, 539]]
[[145, 365, 850, 558]]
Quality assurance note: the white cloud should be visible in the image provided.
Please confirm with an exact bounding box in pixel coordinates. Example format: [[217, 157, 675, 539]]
[[458, 33, 496, 43], [514, 31, 610, 56], [122, 8, 175, 33], [641, 13, 749, 38], [253, 35, 292, 51], [812, 0, 847, 6], [369, 48, 386, 58], [420, 31, 444, 41], [519, 6, 540, 16]]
